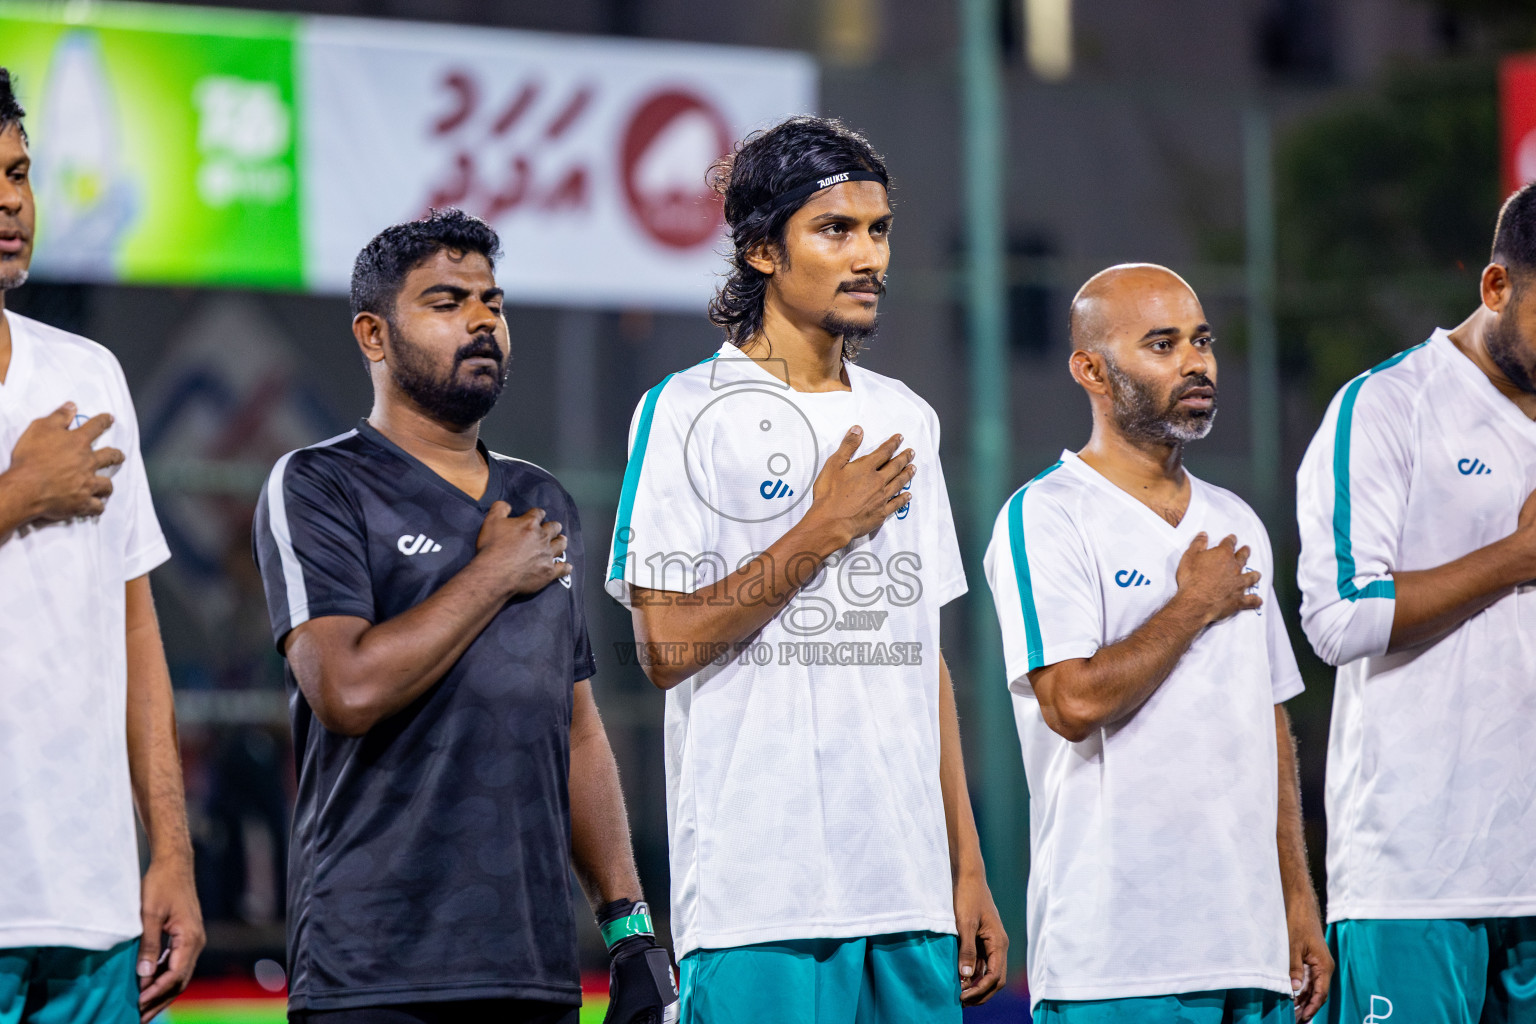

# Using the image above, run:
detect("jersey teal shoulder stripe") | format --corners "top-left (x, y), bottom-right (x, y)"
top-left (1007, 461), bottom-right (1064, 671)
top-left (1330, 341), bottom-right (1427, 602)
top-left (609, 353), bottom-right (719, 582)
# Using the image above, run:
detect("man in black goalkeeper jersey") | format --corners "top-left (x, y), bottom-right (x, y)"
top-left (253, 210), bottom-right (676, 1024)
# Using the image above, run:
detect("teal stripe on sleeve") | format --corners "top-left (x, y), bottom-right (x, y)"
top-left (1330, 342), bottom-right (1427, 602)
top-left (608, 353), bottom-right (718, 582)
top-left (1007, 461), bottom-right (1064, 671)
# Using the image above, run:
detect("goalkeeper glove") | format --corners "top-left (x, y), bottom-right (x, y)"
top-left (598, 899), bottom-right (679, 1024)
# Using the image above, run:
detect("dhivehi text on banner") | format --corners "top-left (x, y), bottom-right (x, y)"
top-left (299, 17), bottom-right (816, 308)
top-left (0, 1), bottom-right (817, 308)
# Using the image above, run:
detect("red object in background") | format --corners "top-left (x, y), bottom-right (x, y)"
top-left (179, 978), bottom-right (285, 1001)
top-left (1501, 55), bottom-right (1536, 195)
top-left (620, 89), bottom-right (730, 250)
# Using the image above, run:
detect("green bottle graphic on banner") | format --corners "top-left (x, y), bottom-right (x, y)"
top-left (0, 1), bottom-right (303, 288)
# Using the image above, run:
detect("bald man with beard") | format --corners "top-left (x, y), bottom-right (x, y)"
top-left (983, 265), bottom-right (1333, 1023)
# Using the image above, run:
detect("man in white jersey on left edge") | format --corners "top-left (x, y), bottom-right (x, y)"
top-left (606, 115), bottom-right (1006, 1023)
top-left (984, 264), bottom-right (1331, 1024)
top-left (0, 68), bottom-right (203, 1023)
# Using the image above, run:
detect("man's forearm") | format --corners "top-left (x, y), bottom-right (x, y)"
top-left (1029, 593), bottom-right (1206, 741)
top-left (568, 681), bottom-right (643, 908)
top-left (631, 514), bottom-right (846, 689)
top-left (1389, 535), bottom-right (1536, 651)
top-left (0, 469), bottom-right (38, 540)
top-left (1274, 706), bottom-right (1317, 909)
top-left (1275, 704), bottom-right (1332, 1018)
top-left (285, 554), bottom-right (514, 735)
top-left (125, 576), bottom-right (193, 863)
top-left (126, 576), bottom-right (206, 1014)
top-left (938, 657), bottom-right (984, 880)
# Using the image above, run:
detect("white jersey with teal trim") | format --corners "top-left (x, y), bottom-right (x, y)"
top-left (1296, 329), bottom-right (1536, 922)
top-left (983, 451), bottom-right (1302, 1008)
top-left (605, 343), bottom-right (967, 959)
top-left (0, 312), bottom-right (170, 949)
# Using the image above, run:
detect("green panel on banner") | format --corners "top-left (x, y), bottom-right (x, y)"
top-left (0, 1), bottom-right (303, 288)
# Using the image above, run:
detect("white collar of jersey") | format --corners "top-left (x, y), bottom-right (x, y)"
top-left (1430, 328), bottom-right (1536, 437)
top-left (1059, 449), bottom-right (1209, 537)
top-left (0, 311), bottom-right (35, 393)
top-left (712, 342), bottom-right (858, 396)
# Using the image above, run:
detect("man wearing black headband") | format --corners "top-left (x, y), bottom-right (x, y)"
top-left (606, 116), bottom-right (1007, 1022)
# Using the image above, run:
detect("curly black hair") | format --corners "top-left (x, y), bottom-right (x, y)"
top-left (350, 208), bottom-right (502, 320)
top-left (707, 116), bottom-right (889, 360)
top-left (0, 68), bottom-right (27, 140)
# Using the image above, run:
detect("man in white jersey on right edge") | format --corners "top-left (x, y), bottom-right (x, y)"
top-left (985, 264), bottom-right (1333, 1023)
top-left (1296, 186), bottom-right (1536, 1024)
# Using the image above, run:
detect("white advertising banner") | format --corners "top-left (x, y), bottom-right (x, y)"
top-left (301, 19), bottom-right (817, 310)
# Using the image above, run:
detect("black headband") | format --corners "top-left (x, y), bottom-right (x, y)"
top-left (750, 170), bottom-right (887, 220)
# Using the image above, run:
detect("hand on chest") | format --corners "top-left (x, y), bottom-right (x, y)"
top-left (1094, 518), bottom-right (1267, 639)
top-left (691, 390), bottom-right (925, 535)
top-left (368, 478), bottom-right (574, 612)
top-left (1, 379), bottom-right (121, 470)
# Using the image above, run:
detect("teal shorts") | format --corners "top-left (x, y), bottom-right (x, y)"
top-left (678, 931), bottom-right (961, 1024)
top-left (0, 940), bottom-right (139, 1024)
top-left (1033, 988), bottom-right (1289, 1023)
top-left (1326, 917), bottom-right (1536, 1024)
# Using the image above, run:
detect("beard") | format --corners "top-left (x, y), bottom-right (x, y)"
top-left (1485, 303), bottom-right (1536, 395)
top-left (820, 274), bottom-right (886, 360)
top-left (820, 309), bottom-right (880, 361)
top-left (1104, 356), bottom-right (1217, 443)
top-left (388, 322), bottom-right (509, 428)
top-left (820, 309), bottom-right (880, 341)
top-left (0, 266), bottom-right (28, 291)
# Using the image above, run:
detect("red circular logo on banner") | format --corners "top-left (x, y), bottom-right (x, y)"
top-left (621, 90), bottom-right (730, 250)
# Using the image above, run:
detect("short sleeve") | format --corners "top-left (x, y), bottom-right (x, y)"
top-left (922, 408), bottom-right (967, 607)
top-left (252, 450), bottom-right (375, 650)
top-left (107, 362), bottom-right (170, 581)
top-left (1296, 370), bottom-right (1413, 665)
top-left (982, 479), bottom-right (1102, 695)
top-left (605, 382), bottom-right (718, 606)
top-left (560, 492), bottom-right (598, 682)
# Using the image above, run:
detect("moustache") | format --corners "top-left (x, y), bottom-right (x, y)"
top-left (454, 334), bottom-right (503, 366)
top-left (838, 276), bottom-right (887, 296)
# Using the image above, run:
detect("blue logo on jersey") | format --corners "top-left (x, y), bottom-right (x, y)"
top-left (71, 413), bottom-right (89, 428)
top-left (760, 479), bottom-right (795, 499)
top-left (1457, 457), bottom-right (1493, 476)
top-left (895, 480), bottom-right (912, 520)
top-left (1114, 569), bottom-right (1151, 588)
top-left (1244, 565), bottom-right (1262, 615)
